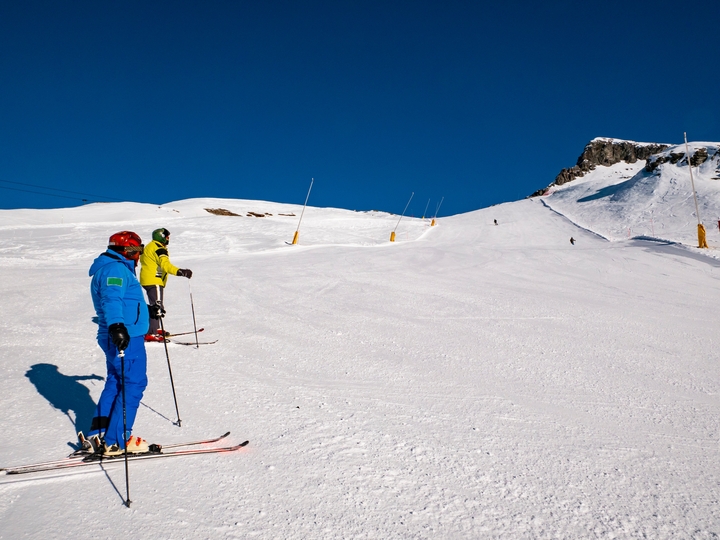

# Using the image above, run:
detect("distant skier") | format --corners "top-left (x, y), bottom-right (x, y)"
top-left (140, 228), bottom-right (193, 341)
top-left (494, 219), bottom-right (498, 225)
top-left (570, 237), bottom-right (575, 245)
top-left (87, 231), bottom-right (150, 455)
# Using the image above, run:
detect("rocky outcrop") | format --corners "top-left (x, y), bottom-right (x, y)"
top-left (530, 138), bottom-right (720, 197)
top-left (689, 147), bottom-right (708, 167)
top-left (530, 138), bottom-right (670, 197)
top-left (645, 147), bottom-right (710, 173)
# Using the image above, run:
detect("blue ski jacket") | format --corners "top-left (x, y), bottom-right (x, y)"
top-left (89, 251), bottom-right (149, 338)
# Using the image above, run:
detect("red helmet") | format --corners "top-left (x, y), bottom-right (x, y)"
top-left (108, 231), bottom-right (144, 260)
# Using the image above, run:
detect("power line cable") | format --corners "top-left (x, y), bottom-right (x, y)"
top-left (0, 184), bottom-right (98, 202)
top-left (0, 178), bottom-right (125, 202)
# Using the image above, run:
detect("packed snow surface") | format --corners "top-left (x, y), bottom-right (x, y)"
top-left (1, 152), bottom-right (720, 538)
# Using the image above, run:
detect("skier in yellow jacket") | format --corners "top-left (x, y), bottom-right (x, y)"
top-left (140, 228), bottom-right (192, 342)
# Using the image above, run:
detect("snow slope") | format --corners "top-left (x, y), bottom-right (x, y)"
top-left (542, 141), bottom-right (720, 246)
top-left (1, 164), bottom-right (719, 538)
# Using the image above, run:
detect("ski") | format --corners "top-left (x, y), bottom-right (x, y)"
top-left (162, 431), bottom-right (230, 449)
top-left (1, 431), bottom-right (232, 472)
top-left (1, 448), bottom-right (89, 472)
top-left (167, 328), bottom-right (204, 338)
top-left (5, 441), bottom-right (248, 475)
top-left (170, 340), bottom-right (218, 346)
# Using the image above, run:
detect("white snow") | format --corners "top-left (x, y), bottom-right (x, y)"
top-left (1, 146), bottom-right (719, 538)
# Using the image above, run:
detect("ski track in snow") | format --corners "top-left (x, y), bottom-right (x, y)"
top-left (0, 180), bottom-right (719, 539)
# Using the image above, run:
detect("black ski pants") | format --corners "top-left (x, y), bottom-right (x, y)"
top-left (143, 285), bottom-right (165, 335)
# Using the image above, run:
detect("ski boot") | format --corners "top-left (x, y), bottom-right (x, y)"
top-left (102, 436), bottom-right (150, 456)
top-left (77, 432), bottom-right (103, 454)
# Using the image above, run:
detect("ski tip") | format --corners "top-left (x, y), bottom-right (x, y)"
top-left (221, 431), bottom-right (231, 438)
top-left (239, 440), bottom-right (249, 448)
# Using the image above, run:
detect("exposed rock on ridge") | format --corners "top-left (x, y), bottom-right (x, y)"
top-left (531, 138), bottom-right (670, 197)
top-left (644, 147), bottom-right (711, 172)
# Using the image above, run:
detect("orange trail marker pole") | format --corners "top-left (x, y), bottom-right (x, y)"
top-left (391, 192), bottom-right (414, 242)
top-left (292, 178), bottom-right (314, 245)
top-left (684, 132), bottom-right (706, 248)
top-left (431, 196), bottom-right (444, 226)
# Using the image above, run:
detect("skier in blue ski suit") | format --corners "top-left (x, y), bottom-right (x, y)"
top-left (88, 231), bottom-right (150, 452)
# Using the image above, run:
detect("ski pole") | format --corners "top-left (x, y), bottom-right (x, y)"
top-left (188, 281), bottom-right (199, 349)
top-left (119, 349), bottom-right (131, 508)
top-left (158, 310), bottom-right (182, 426)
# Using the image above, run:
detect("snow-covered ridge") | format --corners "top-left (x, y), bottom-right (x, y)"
top-left (531, 138), bottom-right (672, 196)
top-left (0, 197), bottom-right (431, 267)
top-left (646, 142), bottom-right (720, 172)
top-left (540, 139), bottom-right (720, 247)
top-left (533, 138), bottom-right (720, 198)
top-left (4, 137), bottom-right (720, 268)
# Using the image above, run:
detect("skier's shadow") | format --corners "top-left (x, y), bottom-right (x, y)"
top-left (26, 363), bottom-right (129, 503)
top-left (25, 363), bottom-right (104, 445)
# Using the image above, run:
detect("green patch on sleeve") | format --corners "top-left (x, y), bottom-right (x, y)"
top-left (107, 277), bottom-right (123, 287)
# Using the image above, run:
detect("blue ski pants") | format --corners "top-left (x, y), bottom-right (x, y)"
top-left (90, 335), bottom-right (148, 448)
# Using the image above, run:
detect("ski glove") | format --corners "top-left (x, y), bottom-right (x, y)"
top-left (177, 268), bottom-right (193, 278)
top-left (148, 304), bottom-right (165, 320)
top-left (108, 322), bottom-right (130, 352)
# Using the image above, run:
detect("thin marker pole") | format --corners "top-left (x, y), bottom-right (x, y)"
top-left (390, 192), bottom-right (414, 242)
top-left (433, 196), bottom-right (445, 220)
top-left (292, 178), bottom-right (314, 245)
top-left (685, 132), bottom-right (708, 248)
top-left (422, 198), bottom-right (430, 220)
top-left (430, 196), bottom-right (444, 226)
top-left (394, 192), bottom-right (414, 232)
top-left (684, 132), bottom-right (701, 225)
top-left (188, 281), bottom-right (199, 349)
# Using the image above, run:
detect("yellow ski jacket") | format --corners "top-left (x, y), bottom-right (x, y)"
top-left (139, 240), bottom-right (180, 287)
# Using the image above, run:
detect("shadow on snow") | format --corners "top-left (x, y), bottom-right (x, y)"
top-left (25, 363), bottom-right (104, 444)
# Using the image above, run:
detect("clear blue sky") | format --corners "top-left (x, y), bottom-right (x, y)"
top-left (1, 1), bottom-right (717, 216)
